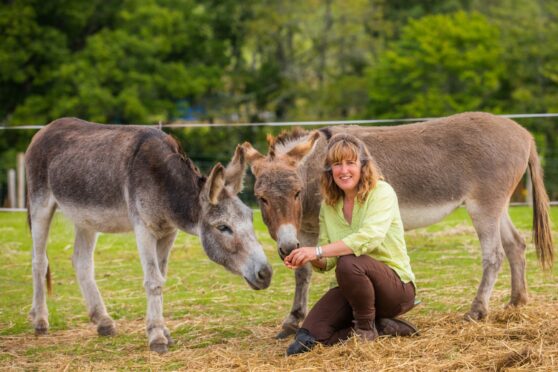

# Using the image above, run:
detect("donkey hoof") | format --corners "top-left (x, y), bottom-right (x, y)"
top-left (34, 326), bottom-right (48, 335)
top-left (464, 310), bottom-right (486, 321)
top-left (96, 316), bottom-right (116, 336)
top-left (276, 327), bottom-right (298, 340)
top-left (34, 319), bottom-right (49, 335)
top-left (149, 341), bottom-right (168, 354)
top-left (97, 323), bottom-right (116, 336)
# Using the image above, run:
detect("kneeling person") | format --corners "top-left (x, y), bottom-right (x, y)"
top-left (284, 133), bottom-right (418, 355)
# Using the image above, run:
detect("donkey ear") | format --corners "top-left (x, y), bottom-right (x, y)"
top-left (224, 145), bottom-right (246, 194)
top-left (241, 142), bottom-right (264, 163)
top-left (285, 130), bottom-right (320, 163)
top-left (241, 142), bottom-right (265, 176)
top-left (204, 163), bottom-right (225, 205)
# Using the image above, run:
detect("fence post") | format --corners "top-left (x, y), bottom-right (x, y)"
top-left (17, 152), bottom-right (25, 209)
top-left (8, 169), bottom-right (16, 208)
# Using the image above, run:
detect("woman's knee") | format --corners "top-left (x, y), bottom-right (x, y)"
top-left (335, 255), bottom-right (362, 280)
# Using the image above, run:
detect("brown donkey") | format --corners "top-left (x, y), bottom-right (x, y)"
top-left (242, 112), bottom-right (554, 338)
top-left (26, 118), bottom-right (272, 353)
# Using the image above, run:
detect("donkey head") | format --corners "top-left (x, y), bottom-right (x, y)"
top-left (199, 145), bottom-right (272, 289)
top-left (242, 131), bottom-right (321, 259)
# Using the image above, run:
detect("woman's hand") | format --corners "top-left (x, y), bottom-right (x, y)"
top-left (284, 247), bottom-right (316, 269)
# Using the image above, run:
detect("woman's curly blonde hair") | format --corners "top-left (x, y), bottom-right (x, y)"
top-left (320, 133), bottom-right (382, 206)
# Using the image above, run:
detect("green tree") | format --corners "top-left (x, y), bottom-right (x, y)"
top-left (0, 0), bottom-right (123, 124)
top-left (2, 0), bottom-right (232, 125)
top-left (366, 11), bottom-right (504, 118)
top-left (475, 0), bottom-right (558, 198)
top-left (231, 0), bottom-right (392, 122)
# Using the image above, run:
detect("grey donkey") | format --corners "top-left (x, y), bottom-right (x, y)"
top-left (26, 117), bottom-right (272, 353)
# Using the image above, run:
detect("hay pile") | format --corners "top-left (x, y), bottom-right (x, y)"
top-left (2, 299), bottom-right (557, 371)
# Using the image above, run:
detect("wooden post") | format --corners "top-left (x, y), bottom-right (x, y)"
top-left (8, 169), bottom-right (16, 208)
top-left (17, 152), bottom-right (25, 208)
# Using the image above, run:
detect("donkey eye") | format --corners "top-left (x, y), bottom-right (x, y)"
top-left (294, 191), bottom-right (301, 199)
top-left (259, 197), bottom-right (268, 205)
top-left (216, 225), bottom-right (233, 234)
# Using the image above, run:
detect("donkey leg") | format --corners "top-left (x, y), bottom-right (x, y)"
top-left (500, 212), bottom-right (528, 307)
top-left (276, 231), bottom-right (317, 339)
top-left (156, 231), bottom-right (177, 346)
top-left (29, 197), bottom-right (56, 335)
top-left (136, 225), bottom-right (168, 353)
top-left (277, 263), bottom-right (313, 339)
top-left (72, 226), bottom-right (115, 336)
top-left (465, 203), bottom-right (505, 320)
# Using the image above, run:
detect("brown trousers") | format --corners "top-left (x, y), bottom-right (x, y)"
top-left (302, 254), bottom-right (415, 345)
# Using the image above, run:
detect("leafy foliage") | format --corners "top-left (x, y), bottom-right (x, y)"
top-left (367, 11), bottom-right (504, 118)
top-left (1, 0), bottom-right (558, 198)
top-left (4, 0), bottom-right (227, 125)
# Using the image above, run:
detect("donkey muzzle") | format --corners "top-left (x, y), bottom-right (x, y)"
top-left (244, 263), bottom-right (273, 290)
top-left (276, 224), bottom-right (300, 259)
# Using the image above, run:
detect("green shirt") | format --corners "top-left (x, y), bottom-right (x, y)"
top-left (317, 180), bottom-right (415, 285)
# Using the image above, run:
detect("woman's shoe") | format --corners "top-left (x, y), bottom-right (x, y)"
top-left (352, 319), bottom-right (379, 341)
top-left (353, 326), bottom-right (378, 341)
top-left (376, 317), bottom-right (419, 336)
top-left (286, 328), bottom-right (316, 356)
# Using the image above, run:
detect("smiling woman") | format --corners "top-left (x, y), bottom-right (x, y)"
top-left (330, 159), bottom-right (361, 197)
top-left (284, 133), bottom-right (417, 355)
top-left (322, 135), bottom-right (377, 207)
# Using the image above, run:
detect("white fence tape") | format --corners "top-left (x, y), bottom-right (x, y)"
top-left (1, 113), bottom-right (558, 130)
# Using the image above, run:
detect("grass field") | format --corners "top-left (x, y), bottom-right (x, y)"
top-left (0, 206), bottom-right (557, 370)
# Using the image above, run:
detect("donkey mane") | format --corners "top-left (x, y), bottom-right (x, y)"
top-left (273, 127), bottom-right (309, 146)
top-left (271, 127), bottom-right (334, 156)
top-left (270, 127), bottom-right (312, 157)
top-left (163, 135), bottom-right (203, 179)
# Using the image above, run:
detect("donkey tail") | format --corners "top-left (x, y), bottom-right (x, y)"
top-left (528, 138), bottom-right (554, 270)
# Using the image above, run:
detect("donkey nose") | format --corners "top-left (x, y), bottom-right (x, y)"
top-left (277, 224), bottom-right (299, 259)
top-left (279, 242), bottom-right (300, 259)
top-left (256, 264), bottom-right (273, 288)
